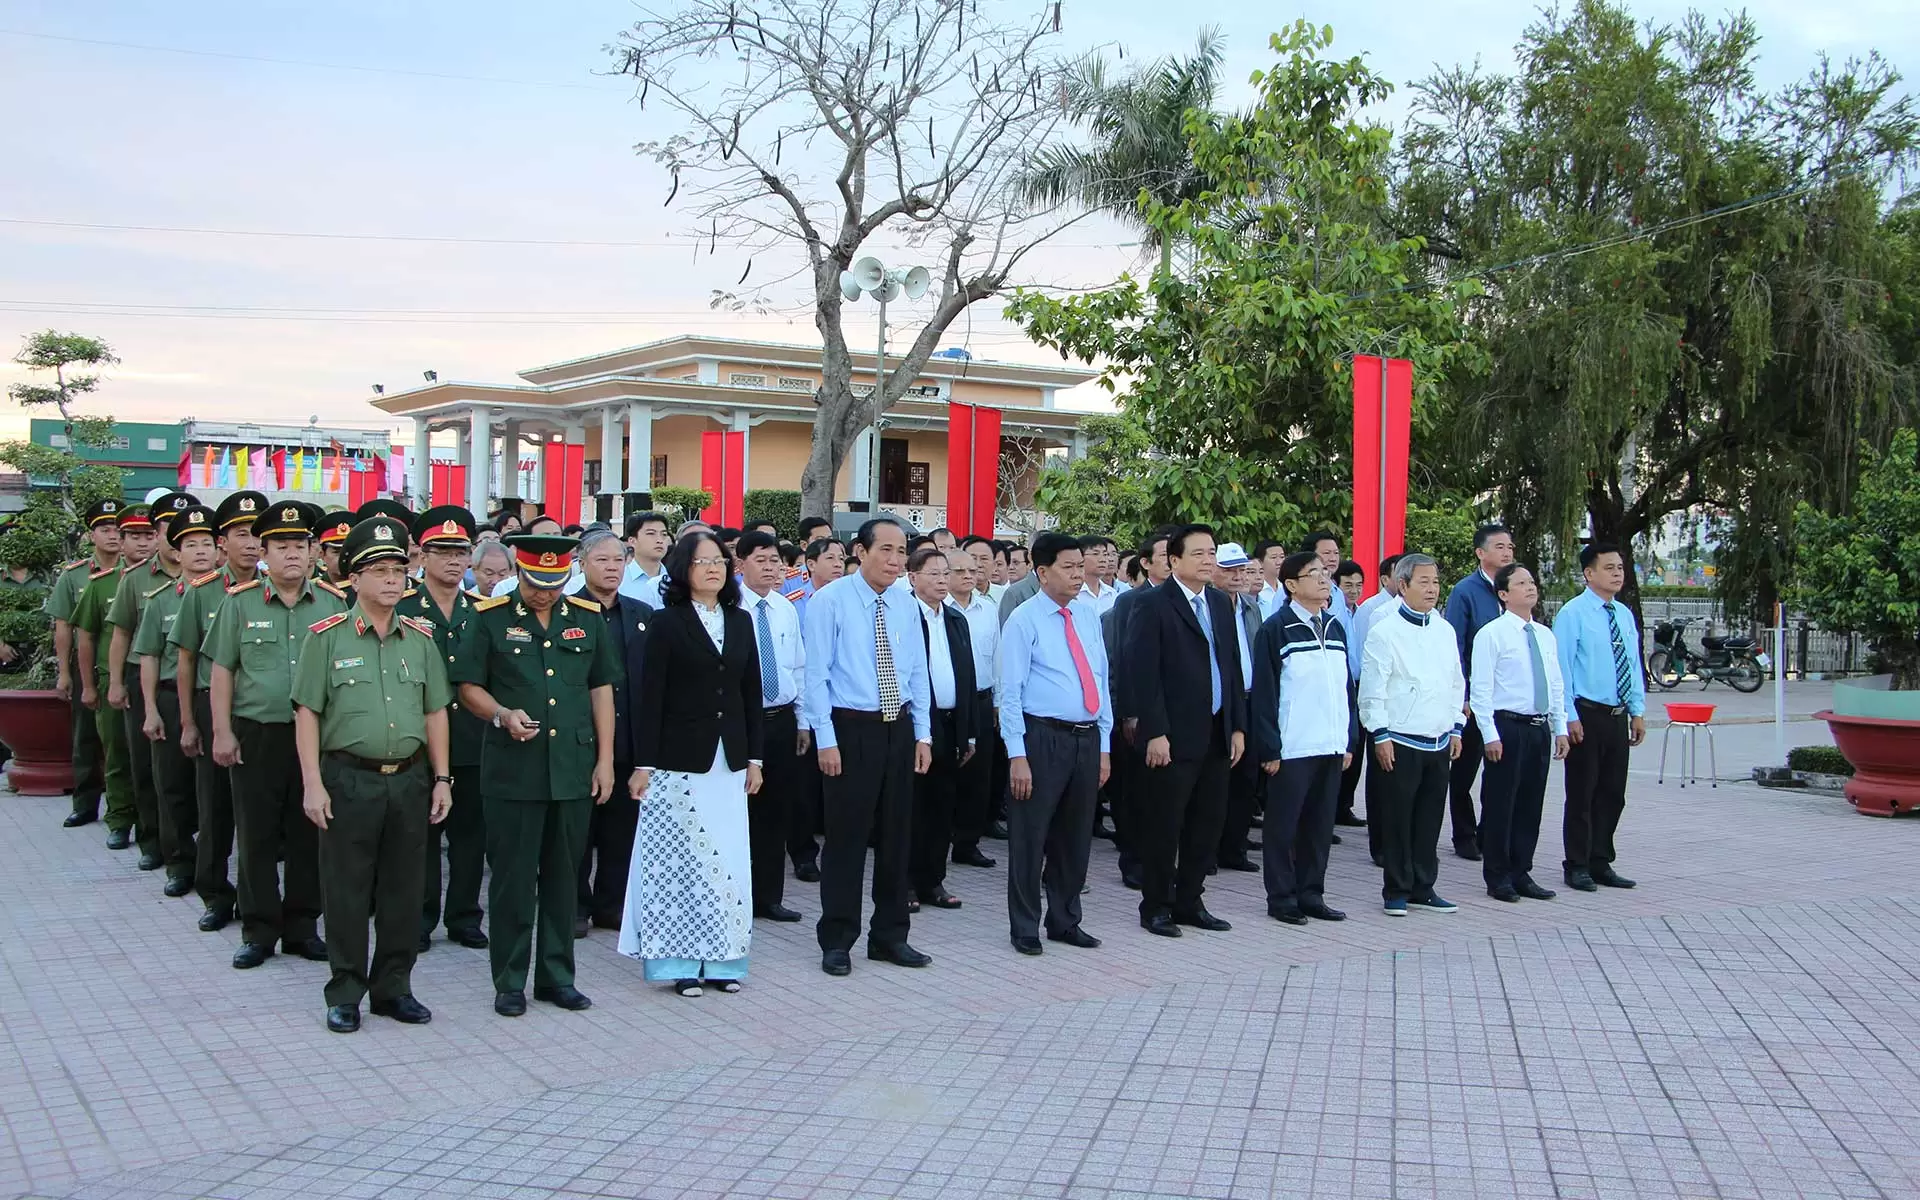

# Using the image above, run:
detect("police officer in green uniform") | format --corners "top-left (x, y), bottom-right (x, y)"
top-left (315, 510), bottom-right (354, 586)
top-left (45, 497), bottom-right (122, 827)
top-left (169, 489), bottom-right (267, 931)
top-left (452, 534), bottom-right (618, 1017)
top-left (401, 505), bottom-right (489, 952)
top-left (206, 502), bottom-right (347, 969)
top-left (73, 505), bottom-right (146, 848)
top-left (136, 505), bottom-right (220, 897)
top-left (105, 492), bottom-right (195, 870)
top-left (292, 517), bottom-right (452, 1033)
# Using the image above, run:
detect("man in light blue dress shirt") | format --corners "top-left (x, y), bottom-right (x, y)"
top-left (801, 518), bottom-right (934, 976)
top-left (1551, 543), bottom-right (1646, 893)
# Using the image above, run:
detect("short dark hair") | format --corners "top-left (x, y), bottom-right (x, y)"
top-left (1474, 522), bottom-right (1511, 550)
top-left (1336, 559), bottom-right (1364, 581)
top-left (1304, 530), bottom-right (1340, 554)
top-left (1251, 539), bottom-right (1285, 561)
top-left (929, 526), bottom-right (955, 541)
top-left (1379, 552), bottom-right (1403, 577)
top-left (1580, 542), bottom-right (1623, 570)
top-left (1077, 534), bottom-right (1115, 553)
top-left (1007, 543), bottom-right (1029, 560)
top-left (797, 515), bottom-right (830, 539)
top-left (989, 540), bottom-right (1009, 562)
top-left (661, 531), bottom-right (740, 608)
top-left (779, 541), bottom-right (801, 565)
top-left (715, 526), bottom-right (740, 543)
top-left (907, 534), bottom-right (936, 554)
top-left (527, 515), bottom-right (562, 534)
top-left (856, 517), bottom-right (903, 550)
top-left (1138, 529), bottom-right (1173, 560)
top-left (907, 545), bottom-right (947, 573)
top-left (805, 537), bottom-right (839, 563)
top-left (1167, 523), bottom-right (1217, 559)
top-left (735, 530), bottom-right (781, 559)
top-left (745, 518), bottom-right (779, 535)
top-left (624, 510), bottom-right (669, 538)
top-left (1492, 562), bottom-right (1533, 596)
top-left (1123, 555), bottom-right (1144, 583)
top-left (562, 523), bottom-right (584, 537)
top-left (1030, 531), bottom-right (1081, 569)
top-left (1278, 551), bottom-right (1320, 583)
top-left (959, 534), bottom-right (993, 551)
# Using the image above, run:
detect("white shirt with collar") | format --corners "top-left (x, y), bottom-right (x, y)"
top-left (948, 590), bottom-right (999, 694)
top-left (738, 585), bottom-right (807, 713)
top-left (1258, 580), bottom-right (1285, 620)
top-left (1079, 578), bottom-right (1120, 617)
top-left (1468, 609), bottom-right (1569, 741)
top-left (918, 597), bottom-right (959, 710)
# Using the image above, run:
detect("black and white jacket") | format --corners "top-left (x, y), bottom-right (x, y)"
top-left (1250, 600), bottom-right (1358, 762)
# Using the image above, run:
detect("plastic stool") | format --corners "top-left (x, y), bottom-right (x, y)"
top-left (1658, 702), bottom-right (1717, 788)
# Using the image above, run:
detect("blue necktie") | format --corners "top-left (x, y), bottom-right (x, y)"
top-left (1525, 622), bottom-right (1549, 713)
top-left (1193, 594), bottom-right (1222, 714)
top-left (1603, 602), bottom-right (1633, 705)
top-left (755, 600), bottom-right (780, 704)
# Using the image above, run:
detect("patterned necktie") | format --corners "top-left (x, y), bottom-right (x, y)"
top-left (875, 597), bottom-right (901, 720)
top-left (1059, 606), bottom-right (1100, 715)
top-left (1525, 622), bottom-right (1549, 713)
top-left (1603, 601), bottom-right (1633, 705)
top-left (1193, 594), bottom-right (1222, 714)
top-left (755, 599), bottom-right (779, 704)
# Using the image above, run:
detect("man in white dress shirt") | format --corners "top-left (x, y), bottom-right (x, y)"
top-left (1469, 563), bottom-right (1568, 904)
top-left (736, 531), bottom-right (809, 923)
top-left (1253, 541), bottom-right (1287, 619)
top-left (946, 548), bottom-right (1000, 871)
top-left (961, 535), bottom-right (1007, 605)
top-left (906, 547), bottom-right (976, 912)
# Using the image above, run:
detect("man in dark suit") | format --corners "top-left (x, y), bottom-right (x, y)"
top-left (573, 529), bottom-right (653, 935)
top-left (1131, 523), bottom-right (1245, 936)
top-left (1103, 526), bottom-right (1175, 891)
top-left (1442, 522), bottom-right (1514, 860)
top-left (906, 546), bottom-right (975, 911)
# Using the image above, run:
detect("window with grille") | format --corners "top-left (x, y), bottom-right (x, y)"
top-left (778, 376), bottom-right (814, 392)
top-left (651, 455), bottom-right (668, 487)
top-left (728, 373), bottom-right (767, 388)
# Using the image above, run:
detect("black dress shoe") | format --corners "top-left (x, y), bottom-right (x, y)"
top-left (326, 1004), bottom-right (360, 1033)
top-left (197, 905), bottom-right (233, 932)
top-left (163, 875), bottom-right (194, 898)
top-left (137, 851), bottom-right (163, 871)
top-left (1090, 820), bottom-right (1114, 841)
top-left (1141, 914), bottom-right (1183, 938)
top-left (532, 984), bottom-right (593, 1011)
top-left (1371, 854), bottom-right (1386, 869)
top-left (1301, 903), bottom-right (1348, 922)
top-left (917, 888), bottom-right (962, 910)
top-left (986, 820), bottom-right (1009, 840)
top-left (1487, 886), bottom-right (1521, 903)
top-left (417, 931), bottom-right (431, 953)
top-left (370, 994), bottom-right (433, 1024)
top-left (1172, 908), bottom-right (1232, 932)
top-left (1218, 857), bottom-right (1260, 873)
top-left (754, 903), bottom-right (803, 922)
top-left (1329, 832), bottom-right (1342, 845)
top-left (1592, 866), bottom-right (1637, 889)
top-left (232, 942), bottom-right (275, 969)
top-left (105, 828), bottom-right (131, 850)
top-left (494, 990), bottom-right (527, 1016)
top-left (1565, 868), bottom-right (1598, 892)
top-left (1453, 842), bottom-right (1482, 862)
top-left (448, 926), bottom-right (489, 948)
top-left (573, 914), bottom-right (591, 939)
top-left (1121, 871), bottom-right (1143, 892)
top-left (951, 846), bottom-right (997, 868)
top-left (793, 862), bottom-right (821, 883)
top-left (867, 942), bottom-right (932, 968)
top-left (1011, 935), bottom-right (1043, 956)
top-left (1334, 812), bottom-right (1367, 827)
top-left (63, 811), bottom-right (97, 828)
top-left (1245, 839), bottom-right (1263, 851)
top-left (1268, 906), bottom-right (1307, 926)
top-left (1514, 877), bottom-right (1557, 901)
top-left (821, 949), bottom-right (852, 976)
top-left (1048, 926), bottom-right (1102, 949)
top-left (283, 937), bottom-right (328, 961)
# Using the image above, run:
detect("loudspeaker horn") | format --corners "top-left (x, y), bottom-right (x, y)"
top-left (900, 266), bottom-right (931, 300)
top-left (851, 256), bottom-right (886, 291)
top-left (839, 271), bottom-right (863, 302)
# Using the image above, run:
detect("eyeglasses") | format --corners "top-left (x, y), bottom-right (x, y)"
top-left (690, 556), bottom-right (727, 567)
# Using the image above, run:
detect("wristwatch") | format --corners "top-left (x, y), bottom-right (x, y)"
top-left (491, 710), bottom-right (505, 728)
top-left (433, 774), bottom-right (454, 785)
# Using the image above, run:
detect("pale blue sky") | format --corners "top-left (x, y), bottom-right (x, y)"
top-left (1, 0), bottom-right (1910, 440)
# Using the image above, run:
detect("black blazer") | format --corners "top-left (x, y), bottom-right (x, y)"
top-left (1133, 578), bottom-right (1247, 762)
top-left (1106, 584), bottom-right (1152, 720)
top-left (918, 602), bottom-right (977, 764)
top-left (605, 594), bottom-right (654, 768)
top-left (633, 602), bottom-right (766, 774)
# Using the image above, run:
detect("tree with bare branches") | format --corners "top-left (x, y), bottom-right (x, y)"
top-left (610, 0), bottom-right (1084, 519)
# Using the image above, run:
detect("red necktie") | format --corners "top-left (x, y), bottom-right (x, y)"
top-left (1059, 606), bottom-right (1100, 716)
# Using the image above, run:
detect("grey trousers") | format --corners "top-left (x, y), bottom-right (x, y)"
top-left (1005, 717), bottom-right (1100, 940)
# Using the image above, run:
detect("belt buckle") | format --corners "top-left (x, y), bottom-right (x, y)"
top-left (379, 762), bottom-right (399, 775)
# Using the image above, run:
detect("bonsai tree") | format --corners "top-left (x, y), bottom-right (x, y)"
top-left (650, 486), bottom-right (714, 526)
top-left (1793, 429), bottom-right (1920, 689)
top-left (0, 331), bottom-right (127, 686)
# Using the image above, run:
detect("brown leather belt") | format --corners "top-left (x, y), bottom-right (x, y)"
top-left (326, 748), bottom-right (424, 776)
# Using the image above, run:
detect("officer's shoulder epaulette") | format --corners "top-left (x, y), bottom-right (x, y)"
top-left (88, 565), bottom-right (115, 580)
top-left (314, 579), bottom-right (347, 599)
top-left (398, 615), bottom-right (436, 637)
top-left (473, 594), bottom-right (510, 612)
top-left (143, 580), bottom-right (173, 601)
top-left (190, 570), bottom-right (224, 588)
top-left (226, 578), bottom-right (261, 595)
top-left (308, 612), bottom-right (349, 635)
top-left (61, 557), bottom-right (88, 572)
top-left (401, 587), bottom-right (418, 598)
top-left (567, 596), bottom-right (601, 613)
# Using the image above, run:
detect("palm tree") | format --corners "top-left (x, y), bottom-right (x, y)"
top-left (1019, 29), bottom-right (1228, 275)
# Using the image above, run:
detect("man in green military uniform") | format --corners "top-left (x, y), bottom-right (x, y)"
top-left (207, 502), bottom-right (346, 969)
top-left (45, 497), bottom-right (122, 827)
top-left (137, 505), bottom-right (220, 898)
top-left (401, 505), bottom-right (489, 953)
top-left (74, 504), bottom-right (150, 849)
top-left (293, 516), bottom-right (452, 1033)
top-left (452, 533), bottom-right (618, 1017)
top-left (170, 489), bottom-right (267, 931)
top-left (315, 511), bottom-right (354, 586)
top-left (105, 493), bottom-right (195, 870)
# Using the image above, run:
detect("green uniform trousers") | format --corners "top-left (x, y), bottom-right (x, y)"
top-left (317, 757), bottom-right (430, 1007)
top-left (190, 690), bottom-right (237, 911)
top-left (120, 666), bottom-right (161, 859)
top-left (67, 653), bottom-right (104, 820)
top-left (150, 686), bottom-right (199, 885)
top-left (484, 795), bottom-right (591, 994)
top-left (421, 773), bottom-right (485, 939)
top-left (94, 697), bottom-right (135, 834)
top-left (232, 718), bottom-right (322, 948)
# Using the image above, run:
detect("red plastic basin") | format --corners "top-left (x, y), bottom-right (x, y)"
top-left (1665, 702), bottom-right (1715, 724)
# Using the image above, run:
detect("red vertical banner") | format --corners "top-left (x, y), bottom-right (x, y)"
top-left (698, 430), bottom-right (745, 526)
top-left (722, 431), bottom-right (743, 527)
top-left (970, 405), bottom-right (1001, 538)
top-left (700, 430), bottom-right (724, 525)
top-left (1351, 355), bottom-right (1414, 595)
top-left (542, 440), bottom-right (566, 517)
top-left (946, 401), bottom-right (975, 537)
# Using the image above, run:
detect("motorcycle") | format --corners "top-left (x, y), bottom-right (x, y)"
top-left (1646, 616), bottom-right (1768, 693)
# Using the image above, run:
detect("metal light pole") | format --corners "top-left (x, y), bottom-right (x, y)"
top-left (840, 257), bottom-right (929, 508)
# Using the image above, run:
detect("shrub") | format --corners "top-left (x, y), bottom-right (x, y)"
top-left (1786, 744), bottom-right (1854, 777)
top-left (651, 486), bottom-right (714, 523)
top-left (743, 489), bottom-right (804, 539)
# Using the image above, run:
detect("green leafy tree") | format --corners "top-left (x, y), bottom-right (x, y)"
top-left (1405, 502), bottom-right (1480, 584)
top-left (1792, 429), bottom-right (1920, 689)
top-left (651, 486), bottom-right (714, 524)
top-left (742, 489), bottom-right (803, 539)
top-left (1033, 414), bottom-right (1155, 545)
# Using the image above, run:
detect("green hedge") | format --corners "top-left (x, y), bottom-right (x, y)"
top-left (743, 489), bottom-right (804, 539)
top-left (1787, 745), bottom-right (1854, 776)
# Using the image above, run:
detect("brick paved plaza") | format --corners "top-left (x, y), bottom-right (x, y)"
top-left (4, 710), bottom-right (1917, 1200)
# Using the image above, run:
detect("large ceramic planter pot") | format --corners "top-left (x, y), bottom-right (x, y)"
top-left (1817, 677), bottom-right (1920, 817)
top-left (0, 689), bottom-right (75, 796)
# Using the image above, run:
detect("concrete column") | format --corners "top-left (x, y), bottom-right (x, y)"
top-left (500, 419), bottom-right (522, 500)
top-left (732, 408), bottom-right (752, 498)
top-left (598, 406), bottom-right (623, 495)
top-left (466, 409), bottom-right (490, 517)
top-left (528, 431), bottom-right (545, 510)
top-left (1070, 428), bottom-right (1089, 461)
top-left (410, 416), bottom-right (431, 506)
top-left (626, 400), bottom-right (653, 501)
top-left (849, 427), bottom-right (875, 505)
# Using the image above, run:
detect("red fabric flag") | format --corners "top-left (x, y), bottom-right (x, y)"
top-left (1351, 355), bottom-right (1413, 595)
top-left (271, 448), bottom-right (287, 490)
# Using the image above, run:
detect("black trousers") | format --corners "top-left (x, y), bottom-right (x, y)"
top-left (1481, 714), bottom-right (1550, 891)
top-left (576, 761), bottom-right (636, 926)
top-left (950, 689), bottom-right (994, 853)
top-left (816, 712), bottom-right (914, 952)
top-left (909, 708), bottom-right (963, 898)
top-left (1006, 718), bottom-right (1098, 939)
top-left (1564, 700), bottom-right (1629, 872)
top-left (150, 685), bottom-right (198, 884)
top-left (786, 739), bottom-right (823, 872)
top-left (427, 773), bottom-right (487, 935)
top-left (1218, 700), bottom-right (1261, 863)
top-left (1112, 728), bottom-right (1146, 879)
top-left (318, 758), bottom-right (429, 1007)
top-left (1136, 723), bottom-right (1229, 920)
top-left (189, 690), bottom-right (236, 910)
top-left (1374, 743), bottom-right (1450, 902)
top-left (1337, 691), bottom-right (1364, 820)
top-left (121, 668), bottom-right (161, 859)
top-left (231, 718), bottom-right (321, 947)
top-left (1263, 753), bottom-right (1341, 911)
top-left (68, 652), bottom-right (103, 819)
top-left (1448, 719), bottom-right (1484, 850)
top-left (751, 706), bottom-right (802, 909)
